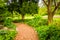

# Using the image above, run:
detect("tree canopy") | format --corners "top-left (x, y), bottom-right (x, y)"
top-left (6, 0), bottom-right (38, 20)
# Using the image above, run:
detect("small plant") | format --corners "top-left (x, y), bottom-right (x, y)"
top-left (0, 30), bottom-right (16, 40)
top-left (3, 18), bottom-right (16, 29)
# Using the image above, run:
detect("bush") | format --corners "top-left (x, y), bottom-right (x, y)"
top-left (3, 18), bottom-right (16, 29)
top-left (0, 30), bottom-right (16, 40)
top-left (38, 7), bottom-right (47, 16)
top-left (26, 16), bottom-right (48, 27)
top-left (0, 6), bottom-right (10, 22)
top-left (53, 19), bottom-right (60, 27)
top-left (48, 25), bottom-right (60, 40)
top-left (0, 18), bottom-right (17, 40)
top-left (35, 25), bottom-right (60, 40)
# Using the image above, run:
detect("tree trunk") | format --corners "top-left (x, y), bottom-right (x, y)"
top-left (47, 1), bottom-right (53, 25)
top-left (22, 15), bottom-right (25, 20)
top-left (47, 6), bottom-right (53, 24)
top-left (42, 0), bottom-right (60, 25)
top-left (48, 13), bottom-right (53, 25)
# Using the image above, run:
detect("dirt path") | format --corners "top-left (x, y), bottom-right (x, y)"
top-left (14, 23), bottom-right (39, 40)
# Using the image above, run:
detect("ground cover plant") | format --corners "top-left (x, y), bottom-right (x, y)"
top-left (0, 18), bottom-right (17, 40)
top-left (4, 18), bottom-right (16, 29)
top-left (0, 30), bottom-right (16, 40)
top-left (25, 16), bottom-right (48, 27)
top-left (35, 25), bottom-right (60, 40)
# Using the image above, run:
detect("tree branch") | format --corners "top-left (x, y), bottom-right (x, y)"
top-left (54, 0), bottom-right (56, 6)
top-left (42, 0), bottom-right (48, 6)
top-left (52, 2), bottom-right (60, 16)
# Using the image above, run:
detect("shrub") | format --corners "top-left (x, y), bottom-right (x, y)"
top-left (35, 26), bottom-right (49, 40)
top-left (38, 7), bottom-right (47, 16)
top-left (0, 6), bottom-right (10, 22)
top-left (53, 19), bottom-right (60, 27)
top-left (3, 18), bottom-right (16, 29)
top-left (26, 16), bottom-right (48, 27)
top-left (35, 25), bottom-right (60, 40)
top-left (0, 30), bottom-right (16, 40)
top-left (0, 18), bottom-right (17, 40)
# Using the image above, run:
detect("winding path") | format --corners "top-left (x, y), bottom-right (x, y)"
top-left (14, 23), bottom-right (39, 40)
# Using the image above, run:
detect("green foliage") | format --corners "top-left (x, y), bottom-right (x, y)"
top-left (56, 7), bottom-right (60, 15)
top-left (24, 16), bottom-right (60, 40)
top-left (38, 7), bottom-right (47, 16)
top-left (7, 0), bottom-right (38, 18)
top-left (26, 16), bottom-right (48, 27)
top-left (53, 18), bottom-right (60, 26)
top-left (35, 26), bottom-right (49, 40)
top-left (0, 30), bottom-right (16, 40)
top-left (0, 6), bottom-right (11, 22)
top-left (4, 18), bottom-right (16, 29)
top-left (0, 6), bottom-right (6, 21)
top-left (0, 0), bottom-right (7, 6)
top-left (7, 2), bottom-right (18, 13)
top-left (35, 25), bottom-right (60, 40)
top-left (19, 2), bottom-right (38, 15)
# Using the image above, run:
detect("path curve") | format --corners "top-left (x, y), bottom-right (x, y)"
top-left (14, 23), bottom-right (39, 40)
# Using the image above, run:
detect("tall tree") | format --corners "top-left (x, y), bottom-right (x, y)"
top-left (42, 0), bottom-right (60, 24)
top-left (17, 0), bottom-right (38, 20)
top-left (7, 0), bottom-right (38, 20)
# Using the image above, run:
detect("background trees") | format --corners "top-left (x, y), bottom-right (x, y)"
top-left (0, 0), bottom-right (8, 22)
top-left (7, 0), bottom-right (38, 20)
